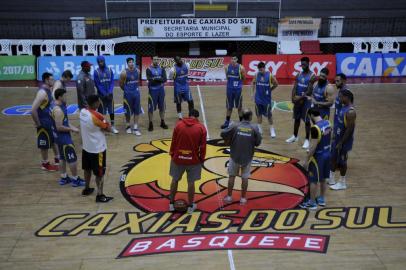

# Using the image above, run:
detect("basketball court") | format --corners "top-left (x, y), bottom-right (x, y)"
top-left (1, 81), bottom-right (406, 269)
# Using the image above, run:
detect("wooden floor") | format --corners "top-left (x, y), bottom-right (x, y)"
top-left (0, 82), bottom-right (406, 270)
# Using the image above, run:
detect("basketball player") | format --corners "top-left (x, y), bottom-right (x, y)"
top-left (330, 89), bottom-right (356, 190)
top-left (301, 108), bottom-right (332, 210)
top-left (221, 109), bottom-right (262, 205)
top-left (146, 56), bottom-right (168, 131)
top-left (52, 70), bottom-right (73, 99)
top-left (169, 109), bottom-right (207, 213)
top-left (31, 72), bottom-right (59, 171)
top-left (251, 61), bottom-right (278, 137)
top-left (311, 68), bottom-right (334, 120)
top-left (286, 57), bottom-right (316, 149)
top-left (76, 61), bottom-right (96, 109)
top-left (80, 95), bottom-right (113, 202)
top-left (52, 88), bottom-right (85, 187)
top-left (119, 57), bottom-right (142, 135)
top-left (94, 56), bottom-right (119, 134)
top-left (169, 56), bottom-right (194, 119)
top-left (220, 54), bottom-right (246, 129)
top-left (329, 73), bottom-right (349, 184)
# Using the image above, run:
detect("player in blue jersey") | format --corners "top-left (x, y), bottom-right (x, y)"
top-left (286, 57), bottom-right (316, 149)
top-left (221, 55), bottom-right (246, 129)
top-left (31, 72), bottom-right (59, 171)
top-left (170, 56), bottom-right (194, 119)
top-left (94, 56), bottom-right (119, 134)
top-left (251, 62), bottom-right (279, 138)
top-left (330, 89), bottom-right (356, 190)
top-left (146, 56), bottom-right (168, 131)
top-left (301, 108), bottom-right (332, 210)
top-left (52, 88), bottom-right (86, 187)
top-left (311, 68), bottom-right (335, 120)
top-left (119, 57), bottom-right (142, 136)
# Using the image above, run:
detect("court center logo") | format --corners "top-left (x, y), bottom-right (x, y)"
top-left (120, 138), bottom-right (308, 225)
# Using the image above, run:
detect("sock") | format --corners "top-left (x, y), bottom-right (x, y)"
top-left (226, 116), bottom-right (231, 121)
top-left (239, 116), bottom-right (243, 121)
top-left (330, 171), bottom-right (335, 180)
top-left (61, 173), bottom-right (67, 178)
top-left (178, 113), bottom-right (183, 119)
top-left (340, 176), bottom-right (346, 183)
top-left (126, 123), bottom-right (130, 128)
top-left (270, 125), bottom-right (274, 130)
top-left (111, 121), bottom-right (115, 126)
top-left (71, 175), bottom-right (78, 180)
top-left (133, 124), bottom-right (138, 130)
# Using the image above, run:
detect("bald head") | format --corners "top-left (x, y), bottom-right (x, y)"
top-left (241, 108), bottom-right (252, 121)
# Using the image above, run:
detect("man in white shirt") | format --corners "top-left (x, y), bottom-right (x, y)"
top-left (79, 94), bottom-right (113, 203)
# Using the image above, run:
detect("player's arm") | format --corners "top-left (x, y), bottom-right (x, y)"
top-left (224, 64), bottom-right (229, 79)
top-left (92, 114), bottom-right (112, 132)
top-left (251, 73), bottom-right (257, 97)
top-left (52, 80), bottom-right (62, 92)
top-left (169, 124), bottom-right (179, 157)
top-left (31, 90), bottom-right (47, 127)
top-left (305, 73), bottom-right (317, 96)
top-left (119, 70), bottom-right (126, 90)
top-left (240, 65), bottom-right (246, 81)
top-left (168, 66), bottom-right (175, 80)
top-left (303, 126), bottom-right (320, 170)
top-left (270, 74), bottom-right (278, 91)
top-left (161, 67), bottom-right (167, 83)
top-left (199, 127), bottom-right (207, 162)
top-left (93, 70), bottom-right (104, 96)
top-left (76, 76), bottom-right (88, 108)
top-left (146, 68), bottom-right (153, 83)
top-left (337, 109), bottom-right (356, 149)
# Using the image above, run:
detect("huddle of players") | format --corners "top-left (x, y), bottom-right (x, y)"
top-left (222, 56), bottom-right (356, 211)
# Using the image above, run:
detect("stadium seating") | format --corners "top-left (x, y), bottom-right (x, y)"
top-left (61, 40), bottom-right (77, 56)
top-left (0, 39), bottom-right (12, 55)
top-left (369, 38), bottom-right (384, 53)
top-left (83, 40), bottom-right (98, 56)
top-left (40, 40), bottom-right (57, 56)
top-left (16, 40), bottom-right (33, 55)
top-left (352, 38), bottom-right (369, 53)
top-left (382, 37), bottom-right (400, 53)
top-left (99, 40), bottom-right (115, 55)
top-left (300, 40), bottom-right (322, 54)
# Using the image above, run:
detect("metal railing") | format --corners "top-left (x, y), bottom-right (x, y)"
top-left (0, 16), bottom-right (405, 40)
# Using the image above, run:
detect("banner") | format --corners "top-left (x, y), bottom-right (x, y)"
top-left (243, 54), bottom-right (336, 80)
top-left (138, 18), bottom-right (256, 39)
top-left (0, 56), bottom-right (36, 80)
top-left (278, 17), bottom-right (321, 41)
top-left (37, 55), bottom-right (136, 80)
top-left (336, 53), bottom-right (382, 77)
top-left (382, 53), bottom-right (406, 77)
top-left (141, 57), bottom-right (231, 81)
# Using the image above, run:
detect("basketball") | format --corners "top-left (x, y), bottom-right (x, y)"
top-left (174, 199), bottom-right (188, 212)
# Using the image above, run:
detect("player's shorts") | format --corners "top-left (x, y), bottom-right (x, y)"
top-left (123, 93), bottom-right (141, 117)
top-left (170, 160), bottom-right (202, 183)
top-left (255, 103), bottom-right (272, 117)
top-left (308, 152), bottom-right (331, 183)
top-left (226, 88), bottom-right (242, 110)
top-left (331, 141), bottom-right (351, 167)
top-left (148, 88), bottom-right (165, 113)
top-left (98, 95), bottom-right (114, 115)
top-left (82, 149), bottom-right (106, 177)
top-left (293, 99), bottom-right (310, 122)
top-left (227, 158), bottom-right (251, 178)
top-left (37, 126), bottom-right (55, 149)
top-left (174, 90), bottom-right (193, 104)
top-left (58, 144), bottom-right (77, 163)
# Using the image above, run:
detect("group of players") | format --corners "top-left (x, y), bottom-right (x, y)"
top-left (30, 54), bottom-right (355, 208)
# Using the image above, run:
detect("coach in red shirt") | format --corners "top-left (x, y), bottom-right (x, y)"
top-left (169, 109), bottom-right (207, 213)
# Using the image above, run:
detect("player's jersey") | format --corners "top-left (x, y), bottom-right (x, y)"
top-left (148, 65), bottom-right (165, 91)
top-left (334, 105), bottom-right (355, 151)
top-left (226, 64), bottom-right (242, 91)
top-left (313, 119), bottom-right (332, 155)
top-left (37, 87), bottom-right (54, 128)
top-left (95, 67), bottom-right (113, 95)
top-left (173, 64), bottom-right (189, 93)
top-left (313, 82), bottom-right (328, 104)
top-left (255, 71), bottom-right (272, 105)
top-left (52, 103), bottom-right (73, 145)
top-left (333, 85), bottom-right (350, 130)
top-left (124, 68), bottom-right (139, 96)
top-left (296, 71), bottom-right (314, 96)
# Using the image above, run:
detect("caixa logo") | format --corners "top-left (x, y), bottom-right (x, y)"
top-left (2, 104), bottom-right (126, 116)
